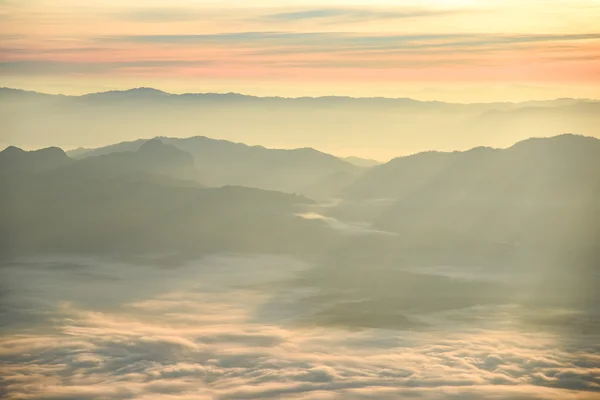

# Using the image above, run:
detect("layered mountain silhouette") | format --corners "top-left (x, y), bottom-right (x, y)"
top-left (70, 138), bottom-right (198, 182)
top-left (341, 134), bottom-right (600, 265)
top-left (0, 157), bottom-right (331, 260)
top-left (0, 146), bottom-right (71, 173)
top-left (1, 134), bottom-right (598, 272)
top-left (342, 156), bottom-right (382, 168)
top-left (2, 87), bottom-right (599, 161)
top-left (69, 136), bottom-right (363, 199)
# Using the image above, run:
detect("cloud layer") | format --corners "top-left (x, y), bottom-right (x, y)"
top-left (1, 255), bottom-right (598, 399)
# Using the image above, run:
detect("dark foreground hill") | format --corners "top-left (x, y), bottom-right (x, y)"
top-left (0, 144), bottom-right (336, 259)
top-left (0, 145), bottom-right (71, 172)
top-left (0, 173), bottom-right (333, 259)
top-left (1, 134), bottom-right (598, 270)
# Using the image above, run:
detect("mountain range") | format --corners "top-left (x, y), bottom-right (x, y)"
top-left (2, 87), bottom-right (599, 160)
top-left (0, 142), bottom-right (331, 260)
top-left (1, 133), bottom-right (598, 269)
top-left (339, 134), bottom-right (600, 262)
top-left (67, 135), bottom-right (362, 199)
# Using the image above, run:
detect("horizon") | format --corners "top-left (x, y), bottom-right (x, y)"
top-left (2, 86), bottom-right (600, 104)
top-left (2, 83), bottom-right (599, 159)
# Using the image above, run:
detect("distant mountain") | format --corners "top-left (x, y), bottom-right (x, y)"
top-left (345, 134), bottom-right (600, 200)
top-left (341, 134), bottom-right (600, 261)
top-left (0, 146), bottom-right (71, 173)
top-left (2, 87), bottom-right (598, 161)
top-left (68, 139), bottom-right (148, 158)
top-left (342, 156), bottom-right (382, 168)
top-left (69, 136), bottom-right (363, 199)
top-left (82, 87), bottom-right (171, 99)
top-left (69, 138), bottom-right (198, 182)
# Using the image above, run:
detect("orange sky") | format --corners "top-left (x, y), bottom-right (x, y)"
top-left (1, 0), bottom-right (599, 101)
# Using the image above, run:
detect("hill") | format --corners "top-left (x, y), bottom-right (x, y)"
top-left (70, 138), bottom-right (198, 182)
top-left (69, 136), bottom-right (362, 199)
top-left (0, 163), bottom-right (332, 260)
top-left (1, 87), bottom-right (598, 161)
top-left (341, 134), bottom-right (600, 263)
top-left (0, 146), bottom-right (71, 173)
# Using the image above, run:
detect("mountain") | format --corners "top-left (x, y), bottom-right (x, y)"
top-left (1, 87), bottom-right (598, 161)
top-left (0, 159), bottom-right (333, 260)
top-left (345, 134), bottom-right (600, 200)
top-left (340, 134), bottom-right (600, 263)
top-left (342, 156), bottom-right (382, 168)
top-left (1, 133), bottom-right (598, 286)
top-left (82, 87), bottom-right (171, 100)
top-left (68, 139), bottom-right (147, 158)
top-left (69, 138), bottom-right (198, 182)
top-left (0, 146), bottom-right (71, 173)
top-left (69, 136), bottom-right (363, 199)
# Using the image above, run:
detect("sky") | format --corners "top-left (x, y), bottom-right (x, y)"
top-left (1, 0), bottom-right (600, 102)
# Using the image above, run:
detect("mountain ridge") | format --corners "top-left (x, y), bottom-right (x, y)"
top-left (1, 87), bottom-right (597, 106)
top-left (3, 87), bottom-right (599, 161)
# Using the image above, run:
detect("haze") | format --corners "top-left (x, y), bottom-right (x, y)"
top-left (1, 1), bottom-right (599, 399)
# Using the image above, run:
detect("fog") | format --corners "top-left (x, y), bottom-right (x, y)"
top-left (1, 254), bottom-right (598, 399)
top-left (2, 88), bottom-right (600, 160)
top-left (1, 93), bottom-right (599, 399)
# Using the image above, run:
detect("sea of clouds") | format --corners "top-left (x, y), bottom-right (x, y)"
top-left (1, 254), bottom-right (598, 399)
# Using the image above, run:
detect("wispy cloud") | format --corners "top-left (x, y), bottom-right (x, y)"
top-left (260, 7), bottom-right (461, 23)
top-left (1, 1), bottom-right (599, 94)
top-left (102, 32), bottom-right (600, 49)
top-left (114, 8), bottom-right (206, 23)
top-left (0, 60), bottom-right (213, 75)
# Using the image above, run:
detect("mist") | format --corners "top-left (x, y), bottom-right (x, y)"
top-left (2, 252), bottom-right (598, 399)
top-left (1, 119), bottom-right (599, 399)
top-left (3, 0), bottom-right (600, 395)
top-left (2, 88), bottom-right (599, 160)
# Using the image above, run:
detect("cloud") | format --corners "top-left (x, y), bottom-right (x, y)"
top-left (297, 212), bottom-right (397, 236)
top-left (260, 7), bottom-right (461, 23)
top-left (2, 31), bottom-right (599, 78)
top-left (0, 60), bottom-right (214, 75)
top-left (114, 8), bottom-right (205, 22)
top-left (102, 32), bottom-right (600, 48)
top-left (1, 255), bottom-right (599, 399)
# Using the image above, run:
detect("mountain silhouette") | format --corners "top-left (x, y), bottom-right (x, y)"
top-left (0, 146), bottom-right (71, 173)
top-left (1, 134), bottom-right (598, 271)
top-left (0, 160), bottom-right (331, 260)
top-left (70, 138), bottom-right (198, 182)
top-left (343, 134), bottom-right (600, 264)
top-left (69, 136), bottom-right (363, 199)
top-left (2, 87), bottom-right (598, 162)
top-left (342, 156), bottom-right (382, 167)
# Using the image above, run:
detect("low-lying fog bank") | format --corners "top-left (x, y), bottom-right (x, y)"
top-left (1, 254), bottom-right (598, 399)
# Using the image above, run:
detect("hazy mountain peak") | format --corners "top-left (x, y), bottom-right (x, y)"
top-left (343, 156), bottom-right (382, 168)
top-left (83, 87), bottom-right (170, 98)
top-left (136, 138), bottom-right (194, 163)
top-left (1, 145), bottom-right (25, 154)
top-left (509, 133), bottom-right (599, 152)
top-left (1, 145), bottom-right (68, 158)
top-left (138, 137), bottom-right (168, 151)
top-left (0, 145), bottom-right (70, 173)
top-left (345, 134), bottom-right (600, 201)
